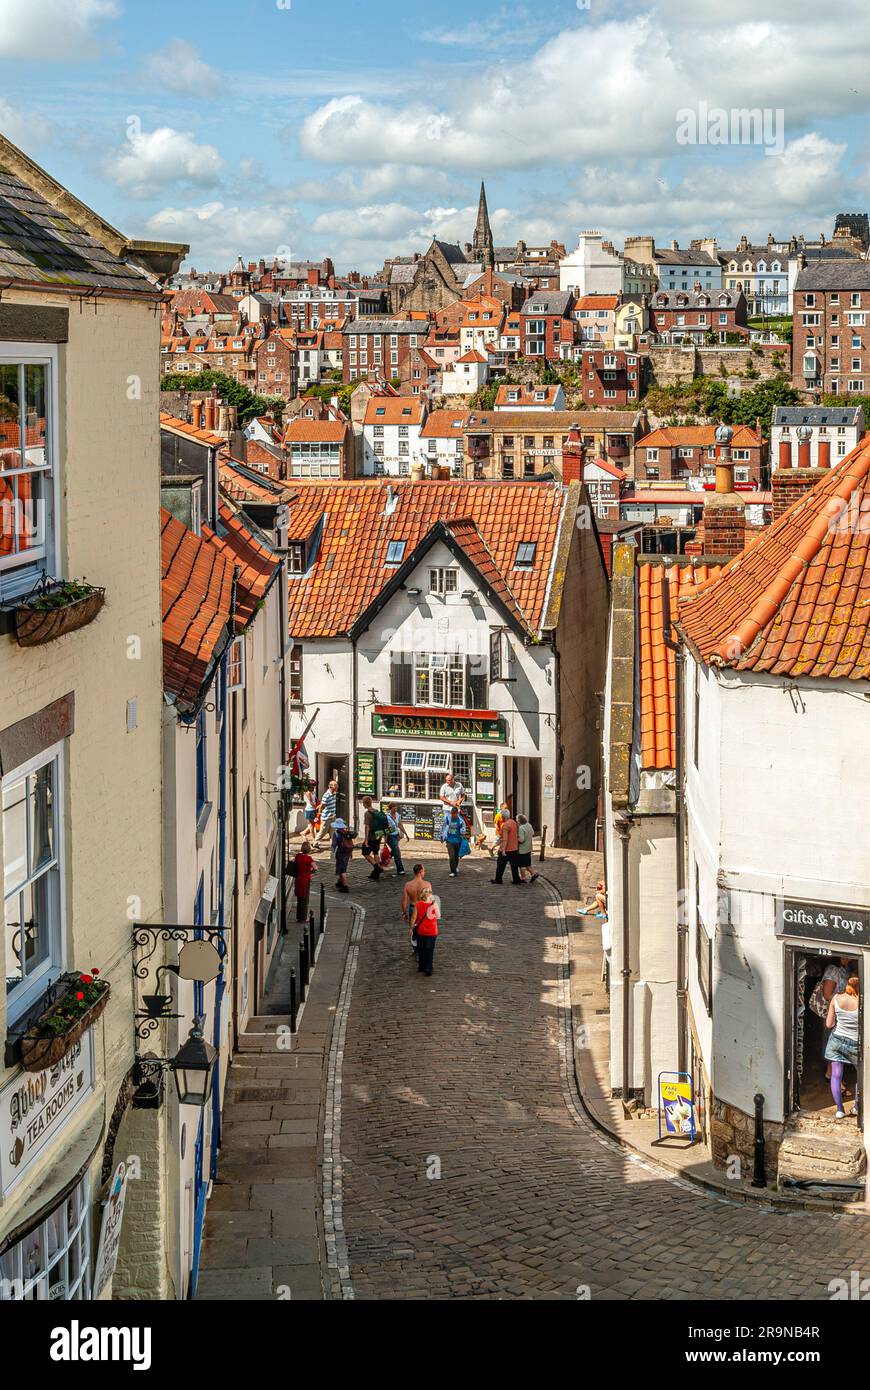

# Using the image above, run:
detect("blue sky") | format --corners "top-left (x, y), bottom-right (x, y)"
top-left (1, 0), bottom-right (868, 272)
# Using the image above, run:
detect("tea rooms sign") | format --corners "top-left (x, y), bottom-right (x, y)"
top-left (0, 1031), bottom-right (96, 1196)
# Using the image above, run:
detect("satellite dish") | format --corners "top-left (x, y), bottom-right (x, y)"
top-left (177, 939), bottom-right (221, 984)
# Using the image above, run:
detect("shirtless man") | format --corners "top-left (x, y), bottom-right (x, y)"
top-left (401, 863), bottom-right (432, 954)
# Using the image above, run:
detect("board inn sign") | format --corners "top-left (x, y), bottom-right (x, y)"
top-left (372, 708), bottom-right (507, 743)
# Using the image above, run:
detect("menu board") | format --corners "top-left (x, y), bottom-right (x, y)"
top-left (355, 750), bottom-right (377, 797)
top-left (414, 813), bottom-right (435, 840)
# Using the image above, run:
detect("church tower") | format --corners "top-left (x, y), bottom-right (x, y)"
top-left (472, 181), bottom-right (495, 269)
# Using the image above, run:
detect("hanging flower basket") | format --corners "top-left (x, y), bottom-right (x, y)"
top-left (14, 578), bottom-right (105, 648)
top-left (20, 971), bottom-right (110, 1073)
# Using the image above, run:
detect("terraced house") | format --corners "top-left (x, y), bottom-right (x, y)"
top-left (0, 136), bottom-right (185, 1302)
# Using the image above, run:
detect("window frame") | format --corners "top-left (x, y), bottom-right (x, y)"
top-left (3, 741), bottom-right (66, 1025)
top-left (0, 344), bottom-right (60, 600)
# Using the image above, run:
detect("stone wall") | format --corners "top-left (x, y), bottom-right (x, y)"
top-left (711, 1097), bottom-right (785, 1180)
top-left (644, 344), bottom-right (788, 389)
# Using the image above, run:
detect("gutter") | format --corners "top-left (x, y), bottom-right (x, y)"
top-left (614, 810), bottom-right (634, 1103)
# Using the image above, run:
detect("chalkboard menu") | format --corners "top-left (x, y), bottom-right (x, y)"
top-left (414, 813), bottom-right (435, 840)
top-left (355, 750), bottom-right (377, 797)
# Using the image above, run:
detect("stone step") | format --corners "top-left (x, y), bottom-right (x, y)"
top-left (245, 1014), bottom-right (294, 1031)
top-left (777, 1120), bottom-right (866, 1195)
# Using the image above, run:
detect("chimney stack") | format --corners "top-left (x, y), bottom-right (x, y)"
top-left (561, 424), bottom-right (585, 484)
top-left (191, 399), bottom-right (204, 430)
top-left (771, 426), bottom-right (824, 517)
top-left (818, 438), bottom-right (831, 469)
top-left (702, 423), bottom-right (746, 557)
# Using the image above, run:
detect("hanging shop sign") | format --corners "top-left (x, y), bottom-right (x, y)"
top-left (372, 711), bottom-right (506, 743)
top-left (0, 1030), bottom-right (95, 1196)
top-left (93, 1161), bottom-right (130, 1300)
top-left (775, 897), bottom-right (870, 948)
top-left (355, 750), bottom-right (377, 797)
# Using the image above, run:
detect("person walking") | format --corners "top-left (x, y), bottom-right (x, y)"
top-left (516, 814), bottom-right (539, 883)
top-left (332, 820), bottom-right (353, 893)
top-left (443, 807), bottom-right (465, 877)
top-left (414, 888), bottom-right (440, 977)
top-left (312, 779), bottom-right (338, 848)
top-left (293, 841), bottom-right (317, 921)
top-left (492, 808), bottom-right (522, 885)
top-left (302, 783), bottom-right (318, 837)
top-left (438, 771), bottom-right (465, 836)
top-left (385, 804), bottom-right (407, 875)
top-left (401, 863), bottom-right (432, 956)
top-left (361, 796), bottom-right (389, 879)
top-left (825, 975), bottom-right (861, 1118)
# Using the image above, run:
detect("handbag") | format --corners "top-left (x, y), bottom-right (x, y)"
top-left (458, 834), bottom-right (471, 858)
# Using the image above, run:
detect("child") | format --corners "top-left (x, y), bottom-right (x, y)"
top-left (293, 841), bottom-right (317, 921)
top-left (332, 820), bottom-right (354, 893)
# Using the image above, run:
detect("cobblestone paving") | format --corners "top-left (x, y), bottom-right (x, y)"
top-left (335, 854), bottom-right (870, 1300)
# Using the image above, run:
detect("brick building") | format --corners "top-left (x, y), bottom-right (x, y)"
top-left (649, 287), bottom-right (747, 344)
top-left (520, 290), bottom-right (575, 361)
top-left (342, 318), bottom-right (424, 383)
top-left (792, 261), bottom-right (870, 396)
top-left (635, 423), bottom-right (767, 486)
top-left (253, 328), bottom-right (298, 398)
top-left (464, 409), bottom-right (642, 479)
top-left (581, 346), bottom-right (643, 405)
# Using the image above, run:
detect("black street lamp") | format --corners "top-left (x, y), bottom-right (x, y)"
top-left (171, 1015), bottom-right (217, 1107)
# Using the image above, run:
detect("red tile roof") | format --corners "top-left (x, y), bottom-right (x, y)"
top-left (363, 397), bottom-right (425, 426)
top-left (421, 410), bottom-right (468, 439)
top-left (284, 480), bottom-right (568, 638)
top-left (639, 561), bottom-right (724, 769)
top-left (162, 502), bottom-right (281, 710)
top-left (284, 418), bottom-right (348, 443)
top-left (160, 411), bottom-right (224, 448)
top-left (678, 445), bottom-right (870, 679)
top-left (638, 424), bottom-right (761, 449)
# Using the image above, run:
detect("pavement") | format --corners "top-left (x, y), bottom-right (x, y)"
top-left (198, 841), bottom-right (870, 1300)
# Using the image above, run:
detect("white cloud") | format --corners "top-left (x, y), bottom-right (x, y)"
top-left (145, 201), bottom-right (298, 268)
top-left (0, 0), bottom-right (118, 61)
top-left (144, 40), bottom-right (223, 97)
top-left (0, 100), bottom-right (52, 151)
top-left (300, 12), bottom-right (870, 172)
top-left (295, 164), bottom-right (454, 206)
top-left (421, 7), bottom-right (557, 50)
top-left (105, 127), bottom-right (225, 197)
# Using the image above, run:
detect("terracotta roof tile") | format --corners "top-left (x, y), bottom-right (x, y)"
top-left (679, 443), bottom-right (870, 678)
top-left (363, 397), bottom-right (426, 426)
top-left (285, 480), bottom-right (566, 638)
top-left (639, 561), bottom-right (724, 769)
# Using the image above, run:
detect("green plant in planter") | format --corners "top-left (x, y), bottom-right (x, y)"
top-left (29, 969), bottom-right (107, 1038)
top-left (28, 579), bottom-right (97, 611)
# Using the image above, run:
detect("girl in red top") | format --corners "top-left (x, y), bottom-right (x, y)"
top-left (294, 841), bottom-right (317, 922)
top-left (415, 890), bottom-right (440, 977)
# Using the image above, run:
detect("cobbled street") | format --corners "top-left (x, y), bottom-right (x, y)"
top-left (329, 854), bottom-right (870, 1300)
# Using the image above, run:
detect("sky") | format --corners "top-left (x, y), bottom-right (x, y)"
top-left (1, 0), bottom-right (869, 274)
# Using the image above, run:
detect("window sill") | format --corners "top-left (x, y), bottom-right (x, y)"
top-left (196, 800), bottom-right (214, 846)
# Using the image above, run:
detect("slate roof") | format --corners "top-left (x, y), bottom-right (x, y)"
top-left (284, 480), bottom-right (569, 639)
top-left (344, 318), bottom-right (421, 336)
top-left (772, 407), bottom-right (863, 427)
top-left (678, 443), bottom-right (870, 679)
top-left (0, 166), bottom-right (156, 296)
top-left (795, 262), bottom-right (870, 291)
top-left (521, 290), bottom-right (573, 315)
top-left (639, 560), bottom-right (724, 769)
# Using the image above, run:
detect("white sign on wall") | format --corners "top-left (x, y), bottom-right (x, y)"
top-left (0, 1030), bottom-right (96, 1196)
top-left (93, 1161), bottom-right (129, 1300)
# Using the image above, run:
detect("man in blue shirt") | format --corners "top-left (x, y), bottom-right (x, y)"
top-left (313, 779), bottom-right (338, 847)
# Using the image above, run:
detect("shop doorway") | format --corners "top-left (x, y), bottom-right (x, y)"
top-left (317, 754), bottom-right (349, 822)
top-left (786, 946), bottom-right (863, 1123)
top-left (503, 756), bottom-right (542, 829)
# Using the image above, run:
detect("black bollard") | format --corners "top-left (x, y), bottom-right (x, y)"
top-left (289, 968), bottom-right (297, 1034)
top-left (752, 1092), bottom-right (766, 1188)
top-left (299, 936), bottom-right (308, 1000)
top-left (308, 911), bottom-right (316, 966)
top-left (319, 881), bottom-right (326, 935)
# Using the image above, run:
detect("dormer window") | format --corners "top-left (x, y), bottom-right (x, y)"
top-left (288, 543), bottom-right (306, 575)
top-left (514, 541), bottom-right (536, 569)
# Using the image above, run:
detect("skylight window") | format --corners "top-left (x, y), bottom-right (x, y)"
top-left (515, 542), bottom-right (537, 569)
top-left (385, 540), bottom-right (406, 566)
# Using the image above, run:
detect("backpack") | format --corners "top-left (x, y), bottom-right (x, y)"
top-left (370, 809), bottom-right (389, 835)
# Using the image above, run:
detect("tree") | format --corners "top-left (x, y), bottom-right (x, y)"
top-left (161, 370), bottom-right (284, 425)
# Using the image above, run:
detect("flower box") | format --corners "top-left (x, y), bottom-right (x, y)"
top-left (20, 973), bottom-right (110, 1073)
top-left (14, 581), bottom-right (105, 648)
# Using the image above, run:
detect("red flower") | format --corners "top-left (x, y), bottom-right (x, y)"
top-left (92, 968), bottom-right (100, 976)
top-left (76, 991), bottom-right (84, 1001)
top-left (80, 974), bottom-right (93, 985)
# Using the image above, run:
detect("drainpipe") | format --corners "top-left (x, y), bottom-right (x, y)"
top-left (277, 564), bottom-right (289, 938)
top-left (211, 652), bottom-right (228, 1180)
top-left (553, 640), bottom-right (562, 847)
top-left (351, 635), bottom-right (358, 827)
top-left (614, 810), bottom-right (634, 1103)
top-left (662, 572), bottom-right (688, 1075)
top-left (229, 567), bottom-right (241, 1053)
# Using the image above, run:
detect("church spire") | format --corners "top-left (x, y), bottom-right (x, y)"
top-left (472, 180), bottom-right (494, 269)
